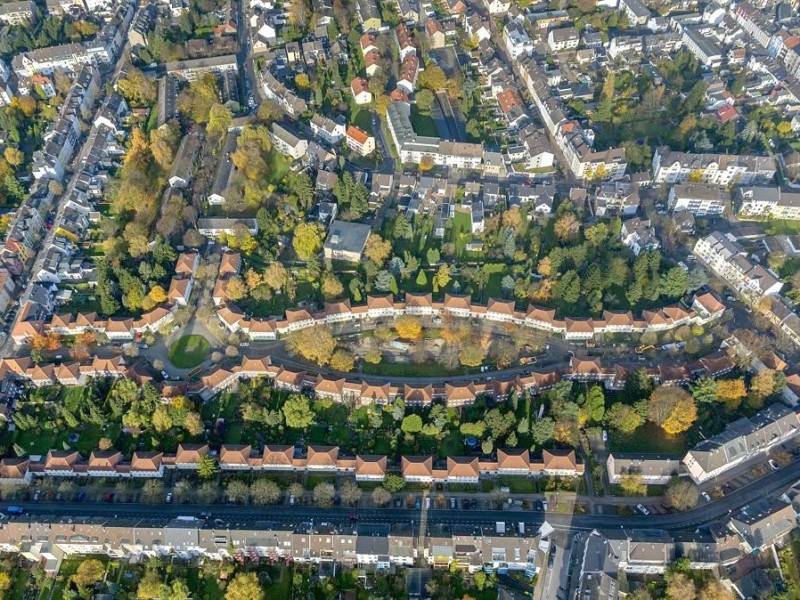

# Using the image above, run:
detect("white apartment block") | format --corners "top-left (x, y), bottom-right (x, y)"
top-left (652, 147), bottom-right (777, 186)
top-left (668, 183), bottom-right (729, 216)
top-left (693, 232), bottom-right (784, 298)
top-left (737, 185), bottom-right (800, 220)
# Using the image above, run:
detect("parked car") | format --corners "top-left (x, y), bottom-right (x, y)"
top-left (450, 497), bottom-right (457, 509)
top-left (701, 492), bottom-right (711, 502)
top-left (289, 495), bottom-right (296, 505)
top-left (769, 459), bottom-right (779, 471)
top-left (165, 492), bottom-right (173, 503)
top-left (636, 504), bottom-right (650, 516)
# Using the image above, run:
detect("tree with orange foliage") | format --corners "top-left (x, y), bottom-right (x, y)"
top-left (45, 332), bottom-right (62, 351)
top-left (76, 331), bottom-right (96, 346)
top-left (70, 343), bottom-right (90, 361)
top-left (30, 334), bottom-right (48, 351)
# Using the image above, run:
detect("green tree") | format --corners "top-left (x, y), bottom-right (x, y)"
top-left (691, 377), bottom-right (718, 403)
top-left (383, 474), bottom-right (406, 493)
top-left (416, 89), bottom-right (435, 112)
top-left (426, 247), bottom-right (440, 265)
top-left (416, 269), bottom-right (428, 286)
top-left (605, 403), bottom-right (644, 434)
top-left (394, 213), bottom-right (413, 239)
top-left (555, 270), bottom-right (581, 304)
top-left (530, 417), bottom-right (555, 446)
top-left (160, 579), bottom-right (190, 600)
top-left (282, 394), bottom-right (315, 429)
top-left (578, 385), bottom-right (605, 424)
top-left (401, 414), bottom-right (423, 435)
top-left (659, 266), bottom-right (688, 298)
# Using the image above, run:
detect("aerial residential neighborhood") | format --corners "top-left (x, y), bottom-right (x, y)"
top-left (0, 0), bottom-right (798, 597)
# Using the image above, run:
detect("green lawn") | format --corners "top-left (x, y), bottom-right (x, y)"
top-left (168, 335), bottom-right (211, 368)
top-left (763, 219), bottom-right (800, 236)
top-left (265, 565), bottom-right (292, 600)
top-left (265, 148), bottom-right (292, 186)
top-left (361, 360), bottom-right (476, 378)
top-left (351, 109), bottom-right (373, 135)
top-left (497, 476), bottom-right (538, 493)
top-left (449, 209), bottom-right (474, 257)
top-left (411, 105), bottom-right (439, 137)
top-left (609, 422), bottom-right (687, 455)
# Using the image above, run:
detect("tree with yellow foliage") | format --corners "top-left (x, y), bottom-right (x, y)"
top-left (649, 386), bottom-right (697, 434)
top-left (148, 285), bottom-right (167, 304)
top-left (3, 147), bottom-right (23, 168)
top-left (225, 277), bottom-right (247, 301)
top-left (364, 234), bottom-right (392, 266)
top-left (715, 379), bottom-right (746, 411)
top-left (394, 315), bottom-right (423, 340)
top-left (244, 268), bottom-right (263, 291)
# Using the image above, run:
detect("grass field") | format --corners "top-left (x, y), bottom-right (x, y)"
top-left (265, 148), bottom-right (292, 186)
top-left (411, 105), bottom-right (439, 137)
top-left (609, 422), bottom-right (687, 455)
top-left (168, 335), bottom-right (211, 368)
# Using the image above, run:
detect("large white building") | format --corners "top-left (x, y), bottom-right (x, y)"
top-left (668, 183), bottom-right (728, 216)
top-left (737, 185), bottom-right (800, 220)
top-left (693, 232), bottom-right (784, 298)
top-left (682, 404), bottom-right (800, 484)
top-left (386, 103), bottom-right (484, 169)
top-left (652, 147), bottom-right (777, 186)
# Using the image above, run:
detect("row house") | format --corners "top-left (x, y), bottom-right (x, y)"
top-left (0, 515), bottom-right (545, 574)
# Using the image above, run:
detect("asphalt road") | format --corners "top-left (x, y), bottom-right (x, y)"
top-left (4, 462), bottom-right (798, 531)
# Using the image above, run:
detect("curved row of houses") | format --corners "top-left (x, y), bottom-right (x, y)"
top-left (212, 289), bottom-right (727, 342)
top-left (0, 445), bottom-right (584, 486)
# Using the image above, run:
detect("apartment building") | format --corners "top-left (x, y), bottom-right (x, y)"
top-left (652, 147), bottom-right (777, 186)
top-left (269, 123), bottom-right (309, 160)
top-left (606, 453), bottom-right (681, 484)
top-left (386, 103), bottom-right (484, 169)
top-left (310, 114), bottom-right (347, 145)
top-left (693, 232), bottom-right (784, 298)
top-left (682, 404), bottom-right (800, 483)
top-left (345, 126), bottom-right (375, 156)
top-left (0, 0), bottom-right (37, 24)
top-left (503, 22), bottom-right (534, 59)
top-left (166, 55), bottom-right (237, 81)
top-left (668, 183), bottom-right (729, 216)
top-left (737, 185), bottom-right (800, 220)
